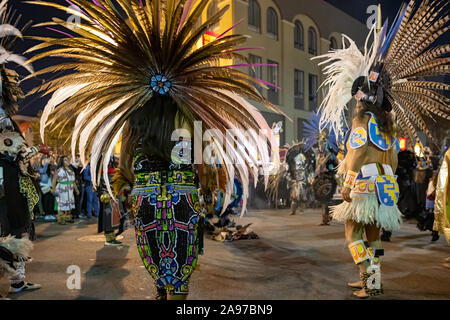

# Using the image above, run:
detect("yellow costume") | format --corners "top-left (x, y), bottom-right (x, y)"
top-left (434, 149), bottom-right (450, 245)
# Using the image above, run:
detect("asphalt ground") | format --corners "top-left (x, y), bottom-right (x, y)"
top-left (2, 208), bottom-right (449, 300)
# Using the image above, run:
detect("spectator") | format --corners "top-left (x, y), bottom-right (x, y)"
top-left (52, 156), bottom-right (79, 225)
top-left (414, 159), bottom-right (433, 213)
top-left (83, 162), bottom-right (99, 219)
top-left (70, 155), bottom-right (83, 219)
top-left (38, 155), bottom-right (56, 221)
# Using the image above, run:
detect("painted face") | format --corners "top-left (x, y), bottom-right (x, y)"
top-left (294, 153), bottom-right (306, 169)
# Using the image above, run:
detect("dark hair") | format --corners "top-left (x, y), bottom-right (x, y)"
top-left (357, 100), bottom-right (395, 136)
top-left (125, 95), bottom-right (185, 161)
top-left (56, 156), bottom-right (72, 171)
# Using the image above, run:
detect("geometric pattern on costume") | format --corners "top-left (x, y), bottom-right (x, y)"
top-left (367, 113), bottom-right (391, 151)
top-left (349, 127), bottom-right (367, 149)
top-left (344, 170), bottom-right (358, 189)
top-left (331, 163), bottom-right (403, 231)
top-left (132, 153), bottom-right (200, 295)
top-left (375, 176), bottom-right (399, 207)
top-left (351, 180), bottom-right (376, 195)
top-left (349, 240), bottom-right (382, 292)
top-left (348, 240), bottom-right (371, 264)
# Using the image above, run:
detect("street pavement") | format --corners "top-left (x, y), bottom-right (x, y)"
top-left (2, 208), bottom-right (449, 300)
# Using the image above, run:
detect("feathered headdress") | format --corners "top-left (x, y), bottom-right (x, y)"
top-left (303, 110), bottom-right (338, 153)
top-left (0, 0), bottom-right (34, 117)
top-left (24, 0), bottom-right (282, 215)
top-left (312, 0), bottom-right (449, 145)
top-left (267, 140), bottom-right (314, 202)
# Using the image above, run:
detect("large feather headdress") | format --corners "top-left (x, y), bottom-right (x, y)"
top-left (24, 0), bottom-right (282, 215)
top-left (312, 0), bottom-right (450, 145)
top-left (303, 110), bottom-right (338, 153)
top-left (0, 0), bottom-right (34, 116)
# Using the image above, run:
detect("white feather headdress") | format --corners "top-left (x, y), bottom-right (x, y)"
top-left (312, 0), bottom-right (450, 145)
top-left (311, 25), bottom-right (379, 137)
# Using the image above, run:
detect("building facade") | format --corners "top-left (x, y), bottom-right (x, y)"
top-left (200, 0), bottom-right (367, 145)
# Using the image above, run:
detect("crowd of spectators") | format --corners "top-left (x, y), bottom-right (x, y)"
top-left (31, 152), bottom-right (100, 224)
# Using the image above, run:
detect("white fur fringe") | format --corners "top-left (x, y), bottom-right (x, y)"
top-left (0, 236), bottom-right (33, 274)
top-left (331, 194), bottom-right (403, 231)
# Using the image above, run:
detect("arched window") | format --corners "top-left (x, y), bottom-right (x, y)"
top-left (308, 27), bottom-right (317, 55)
top-left (329, 37), bottom-right (337, 50)
top-left (248, 0), bottom-right (261, 32)
top-left (207, 0), bottom-right (220, 31)
top-left (294, 20), bottom-right (304, 50)
top-left (266, 7), bottom-right (278, 40)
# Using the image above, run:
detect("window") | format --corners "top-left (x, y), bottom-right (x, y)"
top-left (249, 54), bottom-right (263, 94)
top-left (294, 20), bottom-right (304, 50)
top-left (308, 27), bottom-right (317, 55)
top-left (266, 7), bottom-right (278, 40)
top-left (267, 60), bottom-right (279, 105)
top-left (297, 118), bottom-right (305, 141)
top-left (248, 0), bottom-right (261, 32)
top-left (207, 1), bottom-right (220, 31)
top-left (294, 69), bottom-right (304, 109)
top-left (309, 74), bottom-right (318, 110)
top-left (330, 37), bottom-right (337, 50)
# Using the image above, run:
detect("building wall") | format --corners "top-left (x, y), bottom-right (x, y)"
top-left (198, 0), bottom-right (366, 145)
top-left (231, 0), bottom-right (365, 145)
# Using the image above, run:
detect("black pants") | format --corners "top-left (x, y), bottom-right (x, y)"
top-left (72, 193), bottom-right (81, 218)
top-left (42, 192), bottom-right (56, 216)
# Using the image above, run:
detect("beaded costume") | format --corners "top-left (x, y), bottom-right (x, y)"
top-left (28, 0), bottom-right (280, 299)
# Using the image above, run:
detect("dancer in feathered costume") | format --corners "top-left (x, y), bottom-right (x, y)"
top-left (303, 111), bottom-right (338, 225)
top-left (0, 0), bottom-right (42, 296)
top-left (269, 141), bottom-right (314, 215)
top-left (434, 147), bottom-right (450, 268)
top-left (312, 0), bottom-right (450, 297)
top-left (26, 0), bottom-right (280, 300)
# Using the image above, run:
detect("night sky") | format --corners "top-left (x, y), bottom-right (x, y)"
top-left (9, 0), bottom-right (448, 116)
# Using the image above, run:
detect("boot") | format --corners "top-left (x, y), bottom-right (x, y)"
top-left (57, 212), bottom-right (66, 225)
top-left (65, 213), bottom-right (75, 224)
top-left (105, 232), bottom-right (122, 246)
top-left (319, 204), bottom-right (330, 225)
top-left (353, 269), bottom-right (383, 298)
top-left (431, 231), bottom-right (439, 241)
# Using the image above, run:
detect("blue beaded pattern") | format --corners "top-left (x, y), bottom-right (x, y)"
top-left (151, 74), bottom-right (172, 95)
